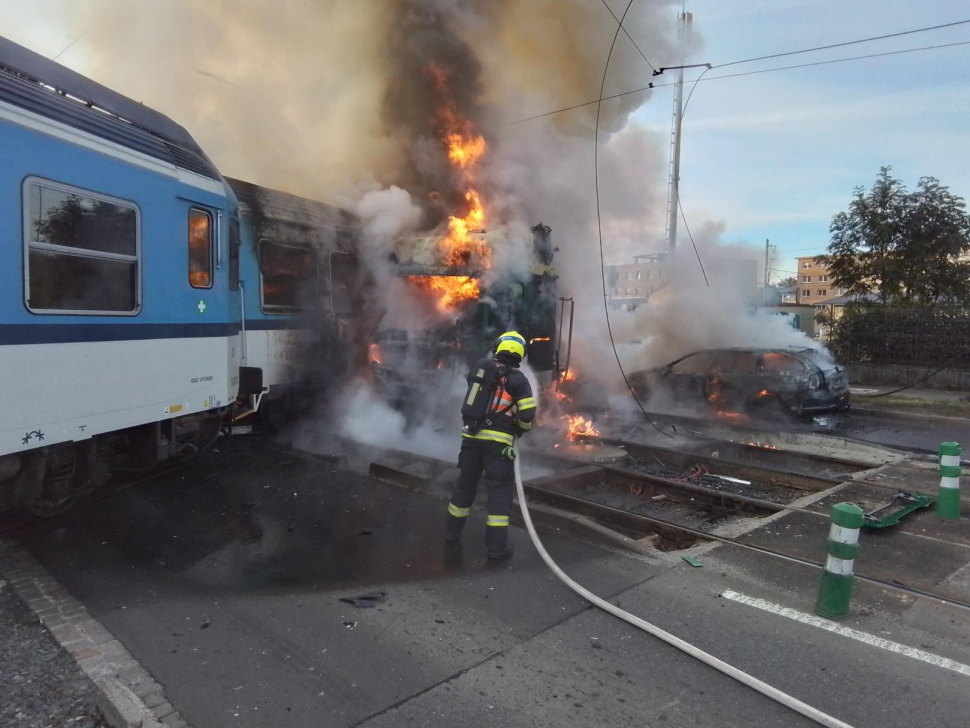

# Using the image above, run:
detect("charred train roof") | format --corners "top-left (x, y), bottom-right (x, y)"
top-left (0, 35), bottom-right (219, 179)
top-left (226, 177), bottom-right (359, 249)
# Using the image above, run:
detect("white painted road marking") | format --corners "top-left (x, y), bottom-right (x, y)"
top-left (721, 590), bottom-right (970, 678)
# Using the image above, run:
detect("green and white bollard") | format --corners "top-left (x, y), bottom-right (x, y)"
top-left (814, 502), bottom-right (863, 620)
top-left (938, 442), bottom-right (962, 520)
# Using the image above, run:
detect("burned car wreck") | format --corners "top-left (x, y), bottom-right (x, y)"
top-left (630, 347), bottom-right (850, 419)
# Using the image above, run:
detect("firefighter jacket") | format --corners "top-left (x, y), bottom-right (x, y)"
top-left (461, 364), bottom-right (537, 447)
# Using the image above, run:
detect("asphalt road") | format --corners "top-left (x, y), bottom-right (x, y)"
top-left (5, 436), bottom-right (970, 728)
top-left (832, 411), bottom-right (970, 454)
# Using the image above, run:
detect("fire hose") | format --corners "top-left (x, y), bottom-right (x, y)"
top-left (512, 452), bottom-right (855, 728)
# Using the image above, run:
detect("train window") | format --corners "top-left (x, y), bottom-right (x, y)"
top-left (24, 179), bottom-right (140, 315)
top-left (188, 209), bottom-right (212, 289)
top-left (258, 239), bottom-right (317, 312)
top-left (330, 251), bottom-right (357, 318)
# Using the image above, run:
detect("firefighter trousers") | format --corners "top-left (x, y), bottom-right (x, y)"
top-left (445, 440), bottom-right (513, 549)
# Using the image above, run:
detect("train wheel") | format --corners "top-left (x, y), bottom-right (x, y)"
top-left (17, 445), bottom-right (80, 518)
top-left (20, 492), bottom-right (78, 518)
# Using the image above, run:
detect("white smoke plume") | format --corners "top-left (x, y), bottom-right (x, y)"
top-left (2, 1), bottom-right (822, 447)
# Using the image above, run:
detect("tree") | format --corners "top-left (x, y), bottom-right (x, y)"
top-left (776, 276), bottom-right (797, 288)
top-left (818, 167), bottom-right (970, 305)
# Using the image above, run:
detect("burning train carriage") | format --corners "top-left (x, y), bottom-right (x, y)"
top-left (226, 178), bottom-right (362, 423)
top-left (369, 224), bottom-right (558, 407)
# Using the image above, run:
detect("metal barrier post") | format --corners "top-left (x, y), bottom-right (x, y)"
top-left (815, 503), bottom-right (863, 620)
top-left (938, 442), bottom-right (962, 520)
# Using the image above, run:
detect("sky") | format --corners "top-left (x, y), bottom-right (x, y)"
top-left (629, 0), bottom-right (970, 281)
top-left (2, 0), bottom-right (969, 282)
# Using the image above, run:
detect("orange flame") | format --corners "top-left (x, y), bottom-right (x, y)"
top-left (442, 190), bottom-right (488, 267)
top-left (565, 414), bottom-right (599, 441)
top-left (714, 410), bottom-right (751, 425)
top-left (424, 61), bottom-right (491, 270)
top-left (749, 441), bottom-right (781, 450)
top-left (447, 133), bottom-right (486, 169)
top-left (368, 343), bottom-right (383, 365)
top-left (406, 275), bottom-right (480, 312)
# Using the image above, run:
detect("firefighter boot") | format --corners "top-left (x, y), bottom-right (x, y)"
top-left (445, 514), bottom-right (466, 544)
top-left (486, 523), bottom-right (514, 560)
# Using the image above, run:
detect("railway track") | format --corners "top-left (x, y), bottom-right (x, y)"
top-left (6, 428), bottom-right (966, 613)
top-left (331, 431), bottom-right (970, 613)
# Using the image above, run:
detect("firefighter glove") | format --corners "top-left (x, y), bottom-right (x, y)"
top-left (501, 445), bottom-right (517, 461)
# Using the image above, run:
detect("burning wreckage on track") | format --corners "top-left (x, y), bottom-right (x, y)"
top-left (367, 224), bottom-right (559, 408)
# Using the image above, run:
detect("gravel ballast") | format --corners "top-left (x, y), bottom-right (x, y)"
top-left (0, 579), bottom-right (104, 728)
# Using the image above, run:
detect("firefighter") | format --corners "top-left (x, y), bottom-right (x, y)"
top-left (445, 331), bottom-right (537, 559)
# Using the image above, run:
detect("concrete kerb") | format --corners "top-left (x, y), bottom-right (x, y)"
top-left (96, 679), bottom-right (165, 728)
top-left (851, 405), bottom-right (970, 427)
top-left (0, 540), bottom-right (190, 728)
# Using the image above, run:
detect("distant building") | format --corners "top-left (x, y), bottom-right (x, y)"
top-left (607, 251), bottom-right (760, 310)
top-left (607, 253), bottom-right (670, 310)
top-left (814, 291), bottom-right (881, 339)
top-left (795, 256), bottom-right (849, 305)
top-left (763, 304), bottom-right (818, 338)
top-left (765, 284), bottom-right (798, 305)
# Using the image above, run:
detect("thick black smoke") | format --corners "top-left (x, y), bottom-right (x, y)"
top-left (380, 0), bottom-right (488, 229)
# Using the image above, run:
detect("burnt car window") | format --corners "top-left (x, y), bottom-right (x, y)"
top-left (762, 352), bottom-right (808, 372)
top-left (670, 352), bottom-right (718, 373)
top-left (797, 348), bottom-right (837, 369)
top-left (715, 351), bottom-right (758, 373)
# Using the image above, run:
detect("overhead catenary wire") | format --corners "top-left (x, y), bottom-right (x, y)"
top-left (679, 63), bottom-right (711, 118)
top-left (676, 64), bottom-right (713, 285)
top-left (678, 197), bottom-right (708, 286)
top-left (694, 39), bottom-right (970, 82)
top-left (588, 8), bottom-right (854, 726)
top-left (599, 0), bottom-right (656, 72)
top-left (717, 18), bottom-right (970, 68)
top-left (594, 0), bottom-right (672, 440)
top-left (502, 38), bottom-right (970, 126)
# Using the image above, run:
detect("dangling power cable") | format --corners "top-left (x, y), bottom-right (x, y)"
top-left (594, 0), bottom-right (672, 439)
top-left (675, 62), bottom-right (712, 286)
top-left (581, 5), bottom-right (856, 725)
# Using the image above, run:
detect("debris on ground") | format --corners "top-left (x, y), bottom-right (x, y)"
top-left (339, 591), bottom-right (388, 608)
top-left (201, 615), bottom-right (212, 629)
top-left (812, 416), bottom-right (839, 430)
top-left (863, 491), bottom-right (934, 529)
top-left (682, 556), bottom-right (704, 568)
top-left (625, 458), bottom-right (801, 505)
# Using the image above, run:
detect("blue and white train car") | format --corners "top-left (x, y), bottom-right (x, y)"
top-left (0, 37), bottom-right (242, 514)
top-left (0, 36), bottom-right (361, 516)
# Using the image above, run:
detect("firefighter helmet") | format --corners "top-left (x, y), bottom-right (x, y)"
top-left (495, 331), bottom-right (526, 361)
